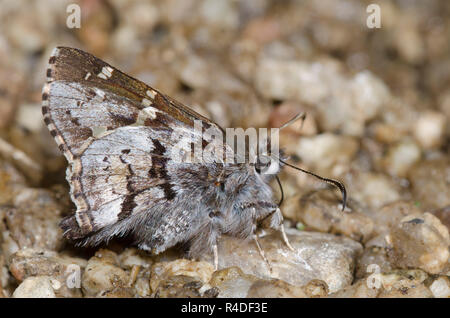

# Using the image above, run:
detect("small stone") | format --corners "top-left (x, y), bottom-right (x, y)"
top-left (429, 276), bottom-right (450, 298)
top-left (255, 58), bottom-right (389, 136)
top-left (209, 267), bottom-right (259, 298)
top-left (199, 0), bottom-right (239, 30)
top-left (370, 201), bottom-right (423, 237)
top-left (81, 249), bottom-right (129, 297)
top-left (285, 190), bottom-right (374, 243)
top-left (0, 160), bottom-right (27, 206)
top-left (391, 16), bottom-right (425, 64)
top-left (302, 279), bottom-right (329, 297)
top-left (0, 137), bottom-right (43, 185)
top-left (413, 111), bottom-right (446, 149)
top-left (134, 277), bottom-right (151, 297)
top-left (154, 275), bottom-right (205, 298)
top-left (150, 259), bottom-right (214, 294)
top-left (3, 188), bottom-right (64, 252)
top-left (247, 279), bottom-right (307, 298)
top-left (9, 248), bottom-right (86, 298)
top-left (430, 205), bottom-right (450, 232)
top-left (345, 171), bottom-right (402, 210)
top-left (409, 158), bottom-right (450, 210)
top-left (331, 269), bottom-right (432, 298)
top-left (242, 17), bottom-right (281, 45)
top-left (13, 276), bottom-right (56, 298)
top-left (377, 270), bottom-right (432, 298)
top-left (355, 246), bottom-right (392, 279)
top-left (380, 139), bottom-right (421, 177)
top-left (329, 278), bottom-right (379, 298)
top-left (9, 248), bottom-right (86, 281)
top-left (0, 61), bottom-right (24, 130)
top-left (296, 133), bottom-right (358, 175)
top-left (388, 213), bottom-right (450, 274)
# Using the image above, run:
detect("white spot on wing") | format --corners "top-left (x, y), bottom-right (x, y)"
top-left (135, 106), bottom-right (158, 125)
top-left (97, 66), bottom-right (114, 79)
top-left (142, 98), bottom-right (152, 107)
top-left (93, 88), bottom-right (106, 101)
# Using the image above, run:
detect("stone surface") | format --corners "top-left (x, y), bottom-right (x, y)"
top-left (81, 249), bottom-right (129, 297)
top-left (430, 205), bottom-right (450, 232)
top-left (380, 139), bottom-right (421, 177)
top-left (13, 276), bottom-right (56, 298)
top-left (409, 158), bottom-right (450, 210)
top-left (246, 279), bottom-right (307, 298)
top-left (2, 188), bottom-right (64, 253)
top-left (9, 248), bottom-right (86, 297)
top-left (413, 111), bottom-right (446, 149)
top-left (370, 201), bottom-right (423, 237)
top-left (255, 58), bottom-right (390, 136)
top-left (284, 190), bottom-right (374, 243)
top-left (296, 133), bottom-right (358, 175)
top-left (345, 171), bottom-right (402, 210)
top-left (429, 276), bottom-right (450, 298)
top-left (331, 269), bottom-right (432, 298)
top-left (154, 275), bottom-right (211, 298)
top-left (387, 213), bottom-right (450, 274)
top-left (355, 246), bottom-right (392, 280)
top-left (209, 267), bottom-right (259, 298)
top-left (0, 0), bottom-right (449, 299)
top-left (149, 259), bottom-right (217, 297)
top-left (203, 229), bottom-right (362, 293)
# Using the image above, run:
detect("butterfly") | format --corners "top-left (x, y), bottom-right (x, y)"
top-left (42, 47), bottom-right (346, 269)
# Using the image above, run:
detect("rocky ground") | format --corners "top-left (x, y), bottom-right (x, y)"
top-left (0, 0), bottom-right (449, 298)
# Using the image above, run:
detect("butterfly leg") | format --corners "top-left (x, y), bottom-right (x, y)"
top-left (274, 208), bottom-right (295, 251)
top-left (261, 208), bottom-right (295, 251)
top-left (253, 231), bottom-right (273, 273)
top-left (213, 242), bottom-right (219, 271)
top-left (251, 208), bottom-right (273, 273)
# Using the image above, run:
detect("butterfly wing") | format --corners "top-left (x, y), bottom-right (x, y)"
top-left (43, 47), bottom-right (226, 246)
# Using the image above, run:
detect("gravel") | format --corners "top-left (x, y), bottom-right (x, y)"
top-left (0, 0), bottom-right (448, 298)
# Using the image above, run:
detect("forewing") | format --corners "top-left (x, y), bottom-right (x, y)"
top-left (42, 47), bottom-right (224, 239)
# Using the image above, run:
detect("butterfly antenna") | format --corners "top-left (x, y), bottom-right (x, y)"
top-left (279, 159), bottom-right (347, 211)
top-left (279, 112), bottom-right (306, 130)
top-left (275, 175), bottom-right (284, 206)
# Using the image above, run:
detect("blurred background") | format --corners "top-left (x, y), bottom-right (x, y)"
top-left (0, 0), bottom-right (449, 298)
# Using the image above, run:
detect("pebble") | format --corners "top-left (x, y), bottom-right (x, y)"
top-left (409, 158), bottom-right (450, 210)
top-left (429, 276), bottom-right (450, 298)
top-left (345, 171), bottom-right (402, 210)
top-left (209, 267), bottom-right (259, 298)
top-left (380, 139), bottom-right (421, 177)
top-left (13, 276), bottom-right (56, 298)
top-left (296, 133), bottom-right (358, 175)
top-left (202, 229), bottom-right (362, 294)
top-left (331, 270), bottom-right (432, 298)
top-left (413, 111), bottom-right (446, 149)
top-left (246, 279), bottom-right (307, 298)
top-left (150, 259), bottom-right (215, 295)
top-left (387, 213), bottom-right (450, 274)
top-left (283, 190), bottom-right (374, 242)
top-left (81, 249), bottom-right (129, 297)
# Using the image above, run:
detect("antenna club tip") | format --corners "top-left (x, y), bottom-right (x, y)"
top-left (340, 187), bottom-right (348, 212)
